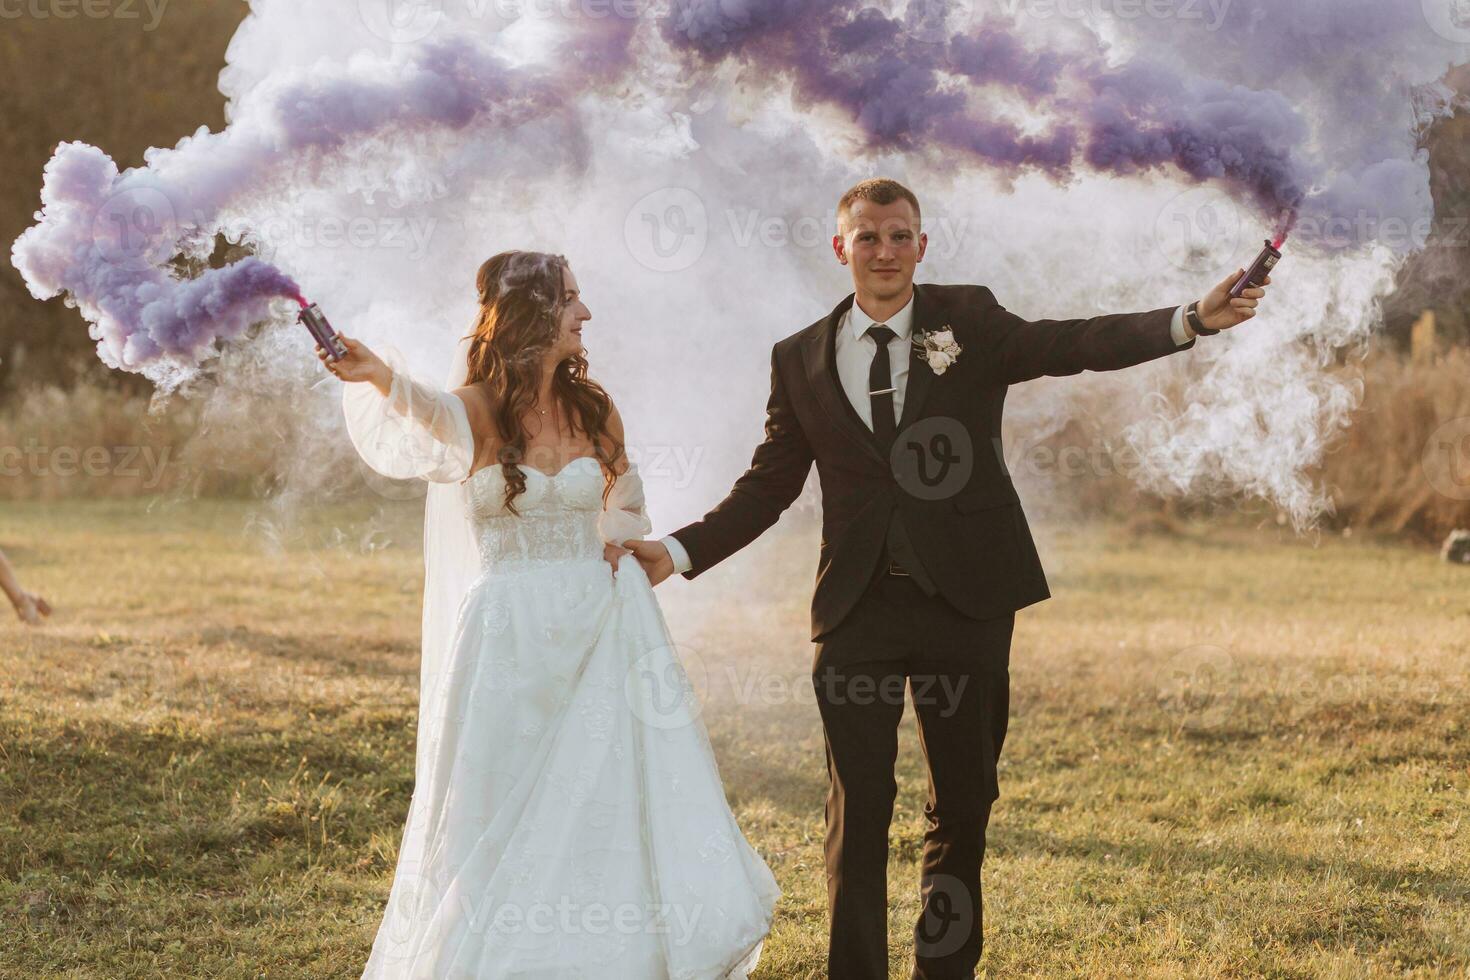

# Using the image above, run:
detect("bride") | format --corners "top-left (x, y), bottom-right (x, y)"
top-left (315, 250), bottom-right (780, 978)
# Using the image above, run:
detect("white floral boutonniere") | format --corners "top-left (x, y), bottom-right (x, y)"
top-left (914, 325), bottom-right (962, 375)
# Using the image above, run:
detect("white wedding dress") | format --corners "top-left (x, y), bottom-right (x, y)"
top-left (341, 346), bottom-right (779, 979)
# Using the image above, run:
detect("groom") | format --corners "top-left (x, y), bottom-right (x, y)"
top-left (630, 177), bottom-right (1271, 979)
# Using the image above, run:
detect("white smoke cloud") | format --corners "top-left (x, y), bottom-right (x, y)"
top-left (10, 0), bottom-right (1466, 530)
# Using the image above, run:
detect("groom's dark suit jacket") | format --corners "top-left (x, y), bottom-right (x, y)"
top-left (671, 282), bottom-right (1195, 641)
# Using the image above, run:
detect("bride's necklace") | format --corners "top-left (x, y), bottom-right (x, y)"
top-left (531, 400), bottom-right (558, 433)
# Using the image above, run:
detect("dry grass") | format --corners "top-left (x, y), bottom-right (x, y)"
top-left (1323, 346), bottom-right (1470, 540)
top-left (1, 499), bottom-right (1467, 977)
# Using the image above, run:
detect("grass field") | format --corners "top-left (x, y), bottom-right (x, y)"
top-left (1, 498), bottom-right (1467, 978)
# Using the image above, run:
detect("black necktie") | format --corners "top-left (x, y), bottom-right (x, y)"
top-left (865, 324), bottom-right (897, 448)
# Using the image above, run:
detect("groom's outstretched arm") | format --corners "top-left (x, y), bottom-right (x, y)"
top-left (981, 266), bottom-right (1274, 385)
top-left (659, 345), bottom-right (815, 581)
top-left (981, 287), bottom-right (1194, 387)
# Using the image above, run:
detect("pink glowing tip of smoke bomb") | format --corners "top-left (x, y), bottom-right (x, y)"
top-left (1270, 208), bottom-right (1296, 251)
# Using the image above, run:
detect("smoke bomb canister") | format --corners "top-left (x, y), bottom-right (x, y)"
top-left (298, 303), bottom-right (348, 361)
top-left (1229, 239), bottom-right (1282, 299)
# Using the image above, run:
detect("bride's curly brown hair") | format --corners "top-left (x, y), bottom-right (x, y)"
top-left (462, 251), bottom-right (623, 515)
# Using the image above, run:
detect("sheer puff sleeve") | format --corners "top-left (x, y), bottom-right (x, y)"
top-left (341, 345), bottom-right (475, 484)
top-left (599, 462), bottom-right (654, 547)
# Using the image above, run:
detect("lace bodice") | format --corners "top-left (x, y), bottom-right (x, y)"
top-left (342, 352), bottom-right (652, 576)
top-left (467, 456), bottom-right (608, 570)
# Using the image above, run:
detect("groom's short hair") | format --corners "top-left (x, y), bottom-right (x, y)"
top-left (837, 178), bottom-right (922, 233)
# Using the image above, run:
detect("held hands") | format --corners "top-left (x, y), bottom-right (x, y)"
top-left (1196, 269), bottom-right (1273, 334)
top-left (603, 542), bottom-right (631, 578)
top-left (626, 539), bottom-right (675, 586)
top-left (315, 334), bottom-right (392, 393)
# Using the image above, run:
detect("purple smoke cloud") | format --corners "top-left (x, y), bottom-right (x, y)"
top-left (11, 0), bottom-right (1463, 390)
top-left (11, 142), bottom-right (301, 380)
top-left (10, 33), bottom-right (586, 390)
top-left (661, 0), bottom-right (1462, 244)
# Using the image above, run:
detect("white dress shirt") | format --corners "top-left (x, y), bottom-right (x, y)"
top-left (835, 291), bottom-right (916, 430)
top-left (659, 298), bottom-right (1193, 574)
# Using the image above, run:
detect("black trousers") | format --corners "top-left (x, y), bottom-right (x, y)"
top-left (812, 562), bottom-right (1014, 980)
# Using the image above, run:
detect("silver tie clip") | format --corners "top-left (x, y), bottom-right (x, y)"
top-left (869, 387), bottom-right (896, 396)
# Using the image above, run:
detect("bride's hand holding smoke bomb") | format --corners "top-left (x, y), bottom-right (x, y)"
top-left (315, 335), bottom-right (391, 392)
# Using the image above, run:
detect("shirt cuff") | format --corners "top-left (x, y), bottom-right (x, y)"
top-left (661, 534), bottom-right (693, 575)
top-left (1171, 304), bottom-right (1195, 345)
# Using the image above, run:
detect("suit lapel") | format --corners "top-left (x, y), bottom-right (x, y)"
top-left (803, 294), bottom-right (886, 466)
top-left (896, 282), bottom-right (941, 434)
